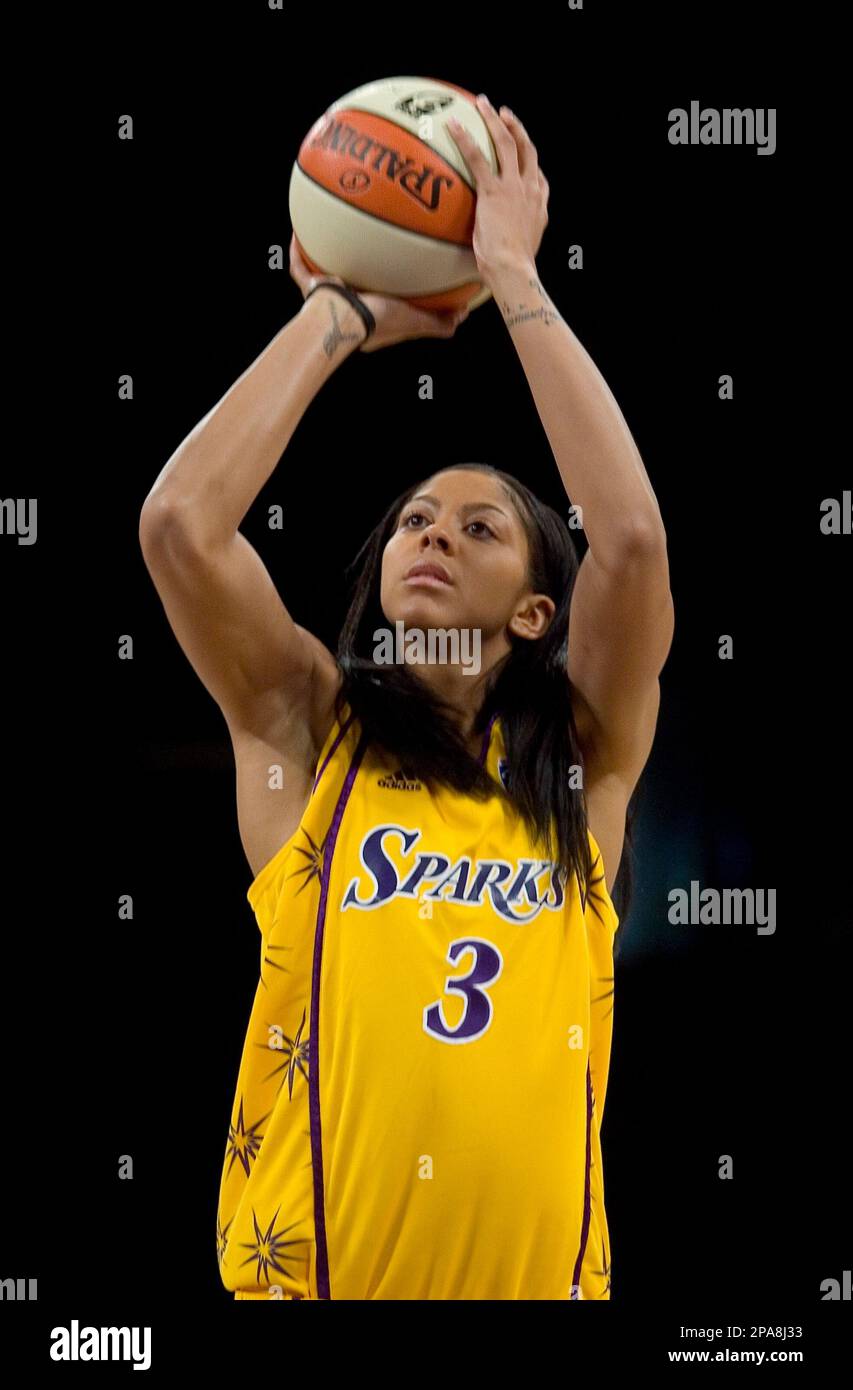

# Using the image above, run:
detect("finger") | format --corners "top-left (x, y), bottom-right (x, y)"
top-left (472, 94), bottom-right (519, 175)
top-left (499, 106), bottom-right (538, 182)
top-left (425, 306), bottom-right (464, 327)
top-left (421, 306), bottom-right (468, 337)
top-left (445, 115), bottom-right (492, 184)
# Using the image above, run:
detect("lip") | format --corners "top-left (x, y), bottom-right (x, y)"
top-left (404, 562), bottom-right (452, 585)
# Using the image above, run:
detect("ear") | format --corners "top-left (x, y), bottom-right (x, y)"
top-left (509, 593), bottom-right (556, 640)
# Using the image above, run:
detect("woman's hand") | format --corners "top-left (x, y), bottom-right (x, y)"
top-left (288, 234), bottom-right (470, 353)
top-left (446, 95), bottom-right (549, 286)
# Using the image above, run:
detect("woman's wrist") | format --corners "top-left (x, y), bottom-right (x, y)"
top-left (300, 287), bottom-right (368, 360)
top-left (481, 256), bottom-right (539, 295)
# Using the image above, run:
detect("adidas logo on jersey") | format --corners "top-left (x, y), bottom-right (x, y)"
top-left (379, 760), bottom-right (508, 792)
top-left (377, 768), bottom-right (422, 791)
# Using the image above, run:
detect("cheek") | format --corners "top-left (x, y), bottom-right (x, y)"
top-left (383, 534), bottom-right (404, 572)
top-left (381, 536), bottom-right (400, 575)
top-left (472, 556), bottom-right (527, 617)
top-left (475, 549), bottom-right (520, 590)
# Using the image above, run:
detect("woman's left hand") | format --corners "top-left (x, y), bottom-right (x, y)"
top-left (446, 96), bottom-right (549, 287)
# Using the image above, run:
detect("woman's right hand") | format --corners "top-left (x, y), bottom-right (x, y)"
top-left (289, 234), bottom-right (472, 353)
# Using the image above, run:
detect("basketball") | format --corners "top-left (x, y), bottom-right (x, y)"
top-left (288, 76), bottom-right (498, 312)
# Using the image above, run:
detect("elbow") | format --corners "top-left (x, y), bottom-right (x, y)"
top-left (627, 514), bottom-right (668, 559)
top-left (599, 514), bottom-right (669, 572)
top-left (139, 494), bottom-right (169, 551)
top-left (138, 493), bottom-right (193, 561)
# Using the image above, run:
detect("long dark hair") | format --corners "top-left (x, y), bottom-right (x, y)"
top-left (333, 463), bottom-right (639, 944)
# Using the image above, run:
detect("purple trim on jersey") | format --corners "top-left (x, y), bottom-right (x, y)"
top-left (477, 710), bottom-right (500, 766)
top-left (312, 711), bottom-right (357, 793)
top-left (308, 727), bottom-right (370, 1300)
top-left (570, 1062), bottom-right (594, 1298)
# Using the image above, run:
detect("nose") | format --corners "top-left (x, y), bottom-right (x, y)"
top-left (419, 524), bottom-right (450, 552)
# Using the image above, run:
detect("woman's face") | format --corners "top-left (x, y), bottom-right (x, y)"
top-left (380, 469), bottom-right (552, 646)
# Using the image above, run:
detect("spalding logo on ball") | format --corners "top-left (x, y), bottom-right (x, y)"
top-left (289, 76), bottom-right (498, 313)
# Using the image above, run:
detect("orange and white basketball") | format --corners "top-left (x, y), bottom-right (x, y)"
top-left (289, 76), bottom-right (497, 312)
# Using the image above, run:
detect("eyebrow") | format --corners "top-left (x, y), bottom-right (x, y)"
top-left (405, 493), bottom-right (509, 519)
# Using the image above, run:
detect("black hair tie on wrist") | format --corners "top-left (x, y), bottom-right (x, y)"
top-left (304, 281), bottom-right (376, 346)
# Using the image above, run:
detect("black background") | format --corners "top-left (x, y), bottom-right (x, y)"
top-left (3, 0), bottom-right (849, 1371)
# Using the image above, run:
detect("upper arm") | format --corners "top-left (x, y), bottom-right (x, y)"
top-left (568, 533), bottom-right (674, 790)
top-left (138, 500), bottom-right (334, 745)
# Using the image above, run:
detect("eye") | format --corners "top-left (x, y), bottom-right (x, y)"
top-left (400, 511), bottom-right (494, 538)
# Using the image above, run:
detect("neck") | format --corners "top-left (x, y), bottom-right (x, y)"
top-left (409, 661), bottom-right (497, 759)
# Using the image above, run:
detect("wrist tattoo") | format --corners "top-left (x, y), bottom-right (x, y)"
top-left (321, 296), bottom-right (364, 359)
top-left (500, 276), bottom-right (562, 330)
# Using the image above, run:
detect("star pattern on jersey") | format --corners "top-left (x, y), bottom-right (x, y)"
top-left (216, 1212), bottom-right (233, 1267)
top-left (592, 973), bottom-right (615, 1020)
top-left (237, 1205), bottom-right (312, 1284)
top-left (225, 1096), bottom-right (273, 1179)
top-left (259, 829), bottom-right (328, 990)
top-left (579, 851), bottom-right (610, 925)
top-left (261, 938), bottom-right (295, 984)
top-left (285, 826), bottom-right (328, 896)
top-left (254, 1005), bottom-right (310, 1099)
top-left (590, 1238), bottom-right (612, 1295)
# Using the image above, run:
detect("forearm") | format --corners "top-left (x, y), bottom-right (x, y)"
top-left (490, 259), bottom-right (666, 567)
top-left (141, 289), bottom-right (365, 547)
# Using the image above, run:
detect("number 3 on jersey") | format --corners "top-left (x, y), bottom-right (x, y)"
top-left (423, 937), bottom-right (504, 1044)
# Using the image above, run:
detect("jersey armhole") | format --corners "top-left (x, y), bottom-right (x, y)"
top-left (246, 827), bottom-right (300, 913)
top-left (245, 698), bottom-right (357, 916)
top-left (585, 828), bottom-right (621, 938)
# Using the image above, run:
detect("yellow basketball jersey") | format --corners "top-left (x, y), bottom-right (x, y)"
top-left (216, 701), bottom-right (619, 1300)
